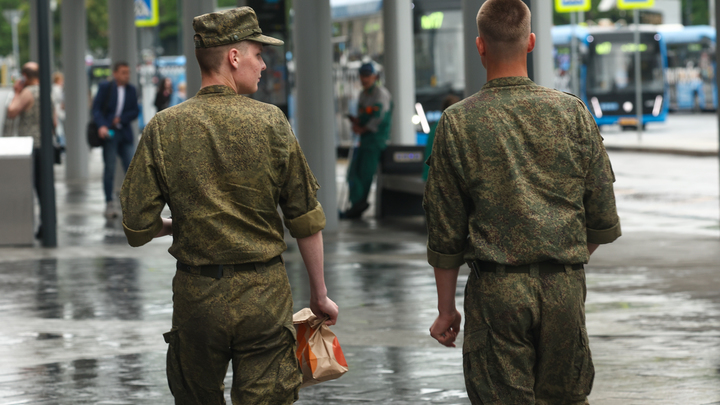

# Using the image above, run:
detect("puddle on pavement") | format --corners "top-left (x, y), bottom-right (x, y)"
top-left (326, 241), bottom-right (426, 256)
top-left (0, 258), bottom-right (166, 321)
top-left (0, 346), bottom-right (469, 405)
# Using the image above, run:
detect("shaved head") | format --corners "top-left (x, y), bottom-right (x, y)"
top-left (195, 41), bottom-right (252, 75)
top-left (477, 0), bottom-right (532, 58)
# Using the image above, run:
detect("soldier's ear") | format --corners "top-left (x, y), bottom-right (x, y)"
top-left (228, 48), bottom-right (240, 69)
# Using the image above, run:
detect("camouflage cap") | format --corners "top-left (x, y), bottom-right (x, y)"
top-left (193, 7), bottom-right (284, 49)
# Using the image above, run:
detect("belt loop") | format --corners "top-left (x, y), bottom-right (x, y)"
top-left (216, 264), bottom-right (224, 280)
top-left (495, 264), bottom-right (506, 277)
top-left (469, 261), bottom-right (481, 279)
top-left (254, 262), bottom-right (265, 273)
top-left (565, 264), bottom-right (573, 274)
top-left (529, 263), bottom-right (540, 278)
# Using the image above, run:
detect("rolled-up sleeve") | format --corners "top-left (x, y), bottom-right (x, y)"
top-left (583, 116), bottom-right (621, 245)
top-left (423, 115), bottom-right (471, 269)
top-left (279, 124), bottom-right (326, 239)
top-left (120, 119), bottom-right (167, 247)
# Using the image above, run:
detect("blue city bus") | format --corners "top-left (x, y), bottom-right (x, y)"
top-left (659, 25), bottom-right (716, 111)
top-left (552, 25), bottom-right (669, 128)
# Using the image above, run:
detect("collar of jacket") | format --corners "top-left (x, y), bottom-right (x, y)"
top-left (483, 76), bottom-right (535, 90)
top-left (197, 85), bottom-right (237, 96)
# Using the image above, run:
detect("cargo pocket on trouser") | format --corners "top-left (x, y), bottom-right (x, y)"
top-left (463, 327), bottom-right (499, 405)
top-left (163, 328), bottom-right (188, 399)
top-left (571, 326), bottom-right (595, 397)
top-left (271, 323), bottom-right (303, 404)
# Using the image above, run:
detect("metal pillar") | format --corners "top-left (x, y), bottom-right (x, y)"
top-left (462, 0), bottom-right (487, 97)
top-left (570, 12), bottom-right (579, 96)
top-left (715, 0), bottom-right (720, 231)
top-left (294, 0), bottom-right (338, 232)
top-left (62, 0), bottom-right (89, 183)
top-left (108, 1), bottom-right (138, 85)
top-left (182, 1), bottom-right (215, 98)
top-left (530, 0), bottom-right (554, 88)
top-left (711, 0), bottom-right (716, 27)
top-left (38, 0), bottom-right (57, 247)
top-left (30, 0), bottom-right (39, 62)
top-left (634, 9), bottom-right (643, 139)
top-left (383, 0), bottom-right (416, 145)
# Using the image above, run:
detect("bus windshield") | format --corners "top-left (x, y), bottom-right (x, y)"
top-left (587, 32), bottom-right (664, 95)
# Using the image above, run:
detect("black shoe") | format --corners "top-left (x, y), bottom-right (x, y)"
top-left (341, 201), bottom-right (369, 219)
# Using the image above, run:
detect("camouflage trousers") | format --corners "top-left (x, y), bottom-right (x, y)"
top-left (163, 259), bottom-right (302, 404)
top-left (462, 267), bottom-right (594, 405)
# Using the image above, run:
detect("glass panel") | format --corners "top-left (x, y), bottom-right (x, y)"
top-left (587, 33), bottom-right (664, 95)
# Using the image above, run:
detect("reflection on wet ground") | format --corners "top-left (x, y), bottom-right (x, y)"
top-left (0, 346), bottom-right (467, 405)
top-left (1, 151), bottom-right (719, 403)
top-left (1, 241), bottom-right (719, 404)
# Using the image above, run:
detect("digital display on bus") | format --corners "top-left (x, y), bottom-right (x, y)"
top-left (587, 32), bottom-right (664, 95)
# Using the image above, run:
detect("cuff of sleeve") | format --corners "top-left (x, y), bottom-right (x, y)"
top-left (587, 220), bottom-right (622, 244)
top-left (284, 203), bottom-right (326, 239)
top-left (427, 246), bottom-right (466, 269)
top-left (123, 217), bottom-right (163, 247)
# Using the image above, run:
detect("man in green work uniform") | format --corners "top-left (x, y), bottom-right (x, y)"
top-left (120, 7), bottom-right (338, 404)
top-left (424, 1), bottom-right (621, 404)
top-left (342, 62), bottom-right (392, 219)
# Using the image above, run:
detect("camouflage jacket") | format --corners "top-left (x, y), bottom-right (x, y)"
top-left (121, 85), bottom-right (325, 266)
top-left (424, 77), bottom-right (620, 269)
top-left (357, 82), bottom-right (392, 149)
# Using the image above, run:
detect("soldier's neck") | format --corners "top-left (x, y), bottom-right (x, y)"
top-left (485, 59), bottom-right (528, 82)
top-left (201, 72), bottom-right (237, 93)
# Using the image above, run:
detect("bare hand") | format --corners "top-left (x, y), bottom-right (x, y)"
top-left (311, 296), bottom-right (339, 326)
top-left (98, 126), bottom-right (110, 139)
top-left (112, 116), bottom-right (121, 126)
top-left (352, 123), bottom-right (363, 134)
top-left (13, 80), bottom-right (25, 94)
top-left (430, 309), bottom-right (462, 347)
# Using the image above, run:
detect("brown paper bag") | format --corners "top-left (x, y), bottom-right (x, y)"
top-left (293, 308), bottom-right (348, 388)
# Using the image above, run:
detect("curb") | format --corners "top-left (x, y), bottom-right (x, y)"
top-left (605, 145), bottom-right (719, 157)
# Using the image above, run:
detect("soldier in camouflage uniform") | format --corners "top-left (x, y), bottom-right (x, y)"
top-left (120, 7), bottom-right (338, 404)
top-left (342, 62), bottom-right (392, 219)
top-left (424, 1), bottom-right (621, 404)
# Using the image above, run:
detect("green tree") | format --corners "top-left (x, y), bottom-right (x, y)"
top-left (85, 0), bottom-right (109, 58)
top-left (158, 0), bottom-right (180, 55)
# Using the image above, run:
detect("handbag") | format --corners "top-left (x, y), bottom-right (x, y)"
top-left (86, 121), bottom-right (102, 147)
top-left (87, 83), bottom-right (113, 148)
top-left (293, 308), bottom-right (348, 388)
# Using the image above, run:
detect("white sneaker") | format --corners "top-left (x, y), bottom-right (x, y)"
top-left (105, 202), bottom-right (118, 219)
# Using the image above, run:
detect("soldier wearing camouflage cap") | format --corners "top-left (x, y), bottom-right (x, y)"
top-left (120, 7), bottom-right (338, 404)
top-left (424, 0), bottom-right (621, 403)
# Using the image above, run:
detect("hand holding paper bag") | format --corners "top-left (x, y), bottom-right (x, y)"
top-left (293, 308), bottom-right (348, 388)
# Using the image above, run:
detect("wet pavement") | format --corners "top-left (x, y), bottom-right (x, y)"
top-left (1, 148), bottom-right (720, 404)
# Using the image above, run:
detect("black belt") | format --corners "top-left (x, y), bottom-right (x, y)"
top-left (177, 256), bottom-right (282, 280)
top-left (468, 260), bottom-right (583, 276)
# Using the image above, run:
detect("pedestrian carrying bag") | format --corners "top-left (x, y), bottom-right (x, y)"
top-left (293, 308), bottom-right (348, 388)
top-left (87, 83), bottom-right (113, 148)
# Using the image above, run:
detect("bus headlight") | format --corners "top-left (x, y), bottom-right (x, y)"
top-left (652, 95), bottom-right (663, 116)
top-left (590, 97), bottom-right (603, 118)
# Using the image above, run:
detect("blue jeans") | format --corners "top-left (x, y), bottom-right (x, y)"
top-left (102, 135), bottom-right (135, 202)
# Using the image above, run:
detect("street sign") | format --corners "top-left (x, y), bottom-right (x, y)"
top-left (135, 0), bottom-right (159, 27)
top-left (617, 0), bottom-right (655, 10)
top-left (555, 0), bottom-right (591, 13)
